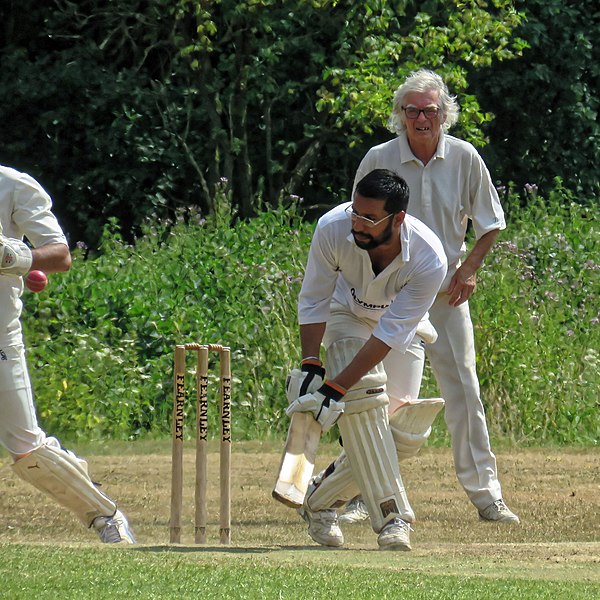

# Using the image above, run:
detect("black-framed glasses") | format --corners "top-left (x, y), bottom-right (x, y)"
top-left (402, 106), bottom-right (441, 119)
top-left (345, 205), bottom-right (394, 228)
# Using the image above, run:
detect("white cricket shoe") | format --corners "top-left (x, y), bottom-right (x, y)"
top-left (298, 507), bottom-right (344, 547)
top-left (478, 499), bottom-right (520, 523)
top-left (93, 509), bottom-right (136, 543)
top-left (377, 517), bottom-right (412, 551)
top-left (338, 496), bottom-right (370, 524)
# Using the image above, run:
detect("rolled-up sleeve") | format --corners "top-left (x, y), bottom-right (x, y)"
top-left (467, 154), bottom-right (506, 240)
top-left (373, 257), bottom-right (447, 353)
top-left (11, 173), bottom-right (68, 248)
top-left (298, 225), bottom-right (339, 325)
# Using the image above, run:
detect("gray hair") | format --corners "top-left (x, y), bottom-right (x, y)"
top-left (387, 69), bottom-right (460, 135)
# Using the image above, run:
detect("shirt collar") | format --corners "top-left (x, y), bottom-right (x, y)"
top-left (398, 131), bottom-right (446, 163)
top-left (400, 218), bottom-right (411, 262)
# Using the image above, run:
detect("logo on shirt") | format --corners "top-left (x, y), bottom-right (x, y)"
top-left (350, 288), bottom-right (390, 311)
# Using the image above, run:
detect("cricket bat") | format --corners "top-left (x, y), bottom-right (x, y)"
top-left (272, 412), bottom-right (322, 508)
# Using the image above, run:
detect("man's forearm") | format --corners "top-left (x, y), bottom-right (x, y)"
top-left (31, 243), bottom-right (72, 273)
top-left (299, 322), bottom-right (326, 360)
top-left (462, 229), bottom-right (500, 272)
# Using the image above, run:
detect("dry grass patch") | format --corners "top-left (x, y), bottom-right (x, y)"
top-left (0, 442), bottom-right (598, 583)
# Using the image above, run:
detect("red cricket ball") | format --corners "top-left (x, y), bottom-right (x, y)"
top-left (25, 270), bottom-right (48, 293)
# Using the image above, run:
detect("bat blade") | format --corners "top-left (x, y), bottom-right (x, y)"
top-left (272, 412), bottom-right (321, 508)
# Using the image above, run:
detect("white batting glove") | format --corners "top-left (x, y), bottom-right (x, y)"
top-left (285, 358), bottom-right (325, 404)
top-left (0, 235), bottom-right (32, 276)
top-left (286, 381), bottom-right (346, 433)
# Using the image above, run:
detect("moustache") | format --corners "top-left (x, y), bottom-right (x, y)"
top-left (351, 230), bottom-right (373, 241)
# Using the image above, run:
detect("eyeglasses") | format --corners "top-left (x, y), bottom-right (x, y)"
top-left (402, 106), bottom-right (441, 119)
top-left (345, 205), bottom-right (394, 228)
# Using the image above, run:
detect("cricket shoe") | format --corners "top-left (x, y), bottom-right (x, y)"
top-left (377, 517), bottom-right (413, 551)
top-left (93, 509), bottom-right (136, 543)
top-left (478, 499), bottom-right (520, 523)
top-left (338, 496), bottom-right (370, 524)
top-left (298, 506), bottom-right (344, 547)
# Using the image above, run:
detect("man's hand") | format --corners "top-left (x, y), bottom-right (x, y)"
top-left (0, 235), bottom-right (32, 276)
top-left (285, 358), bottom-right (325, 404)
top-left (286, 381), bottom-right (346, 432)
top-left (446, 265), bottom-right (476, 307)
top-left (448, 229), bottom-right (499, 306)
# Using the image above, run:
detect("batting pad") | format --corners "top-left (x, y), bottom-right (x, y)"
top-left (309, 406), bottom-right (414, 532)
top-left (390, 398), bottom-right (445, 461)
top-left (325, 338), bottom-right (389, 413)
top-left (306, 453), bottom-right (357, 512)
top-left (12, 438), bottom-right (116, 527)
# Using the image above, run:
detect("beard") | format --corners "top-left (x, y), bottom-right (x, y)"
top-left (351, 219), bottom-right (394, 250)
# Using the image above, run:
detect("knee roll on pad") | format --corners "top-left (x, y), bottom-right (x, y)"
top-left (305, 453), bottom-right (358, 512)
top-left (390, 399), bottom-right (445, 461)
top-left (12, 438), bottom-right (117, 527)
top-left (325, 338), bottom-right (389, 414)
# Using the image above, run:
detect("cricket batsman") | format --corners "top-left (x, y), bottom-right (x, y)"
top-left (281, 168), bottom-right (447, 550)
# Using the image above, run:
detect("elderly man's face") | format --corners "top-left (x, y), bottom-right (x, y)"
top-left (402, 90), bottom-right (444, 146)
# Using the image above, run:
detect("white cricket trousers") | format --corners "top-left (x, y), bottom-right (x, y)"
top-left (0, 342), bottom-right (46, 457)
top-left (427, 294), bottom-right (503, 509)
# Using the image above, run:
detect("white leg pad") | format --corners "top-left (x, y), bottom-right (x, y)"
top-left (310, 406), bottom-right (414, 532)
top-left (325, 338), bottom-right (389, 413)
top-left (12, 438), bottom-right (117, 527)
top-left (306, 454), bottom-right (358, 512)
top-left (390, 398), bottom-right (445, 461)
top-left (311, 398), bottom-right (445, 515)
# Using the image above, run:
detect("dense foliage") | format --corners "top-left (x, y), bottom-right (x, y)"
top-left (0, 0), bottom-right (531, 247)
top-left (21, 184), bottom-right (599, 446)
top-left (23, 189), bottom-right (311, 441)
top-left (469, 0), bottom-right (599, 198)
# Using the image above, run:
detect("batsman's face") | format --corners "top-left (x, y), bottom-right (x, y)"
top-left (349, 195), bottom-right (401, 250)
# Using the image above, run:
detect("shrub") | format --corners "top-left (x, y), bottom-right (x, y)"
top-left (21, 183), bottom-right (598, 445)
top-left (469, 181), bottom-right (599, 445)
top-left (23, 199), bottom-right (313, 441)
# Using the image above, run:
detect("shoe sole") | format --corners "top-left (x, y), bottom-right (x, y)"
top-left (478, 514), bottom-right (520, 524)
top-left (378, 541), bottom-right (412, 551)
top-left (308, 534), bottom-right (344, 548)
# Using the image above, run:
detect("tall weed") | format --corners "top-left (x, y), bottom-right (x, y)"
top-left (23, 199), bottom-right (312, 441)
top-left (21, 183), bottom-right (598, 444)
top-left (469, 181), bottom-right (598, 445)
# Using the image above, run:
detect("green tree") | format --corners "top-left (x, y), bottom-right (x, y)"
top-left (0, 0), bottom-right (525, 246)
top-left (468, 0), bottom-right (599, 198)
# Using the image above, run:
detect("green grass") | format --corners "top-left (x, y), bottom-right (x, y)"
top-left (2, 544), bottom-right (598, 600)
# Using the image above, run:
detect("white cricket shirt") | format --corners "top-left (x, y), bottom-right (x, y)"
top-left (298, 204), bottom-right (447, 353)
top-left (0, 166), bottom-right (68, 341)
top-left (354, 132), bottom-right (505, 289)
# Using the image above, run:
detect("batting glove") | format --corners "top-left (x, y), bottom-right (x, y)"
top-left (285, 358), bottom-right (326, 404)
top-left (286, 381), bottom-right (346, 433)
top-left (0, 235), bottom-right (32, 276)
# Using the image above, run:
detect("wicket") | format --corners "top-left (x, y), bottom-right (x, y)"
top-left (169, 343), bottom-right (232, 544)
